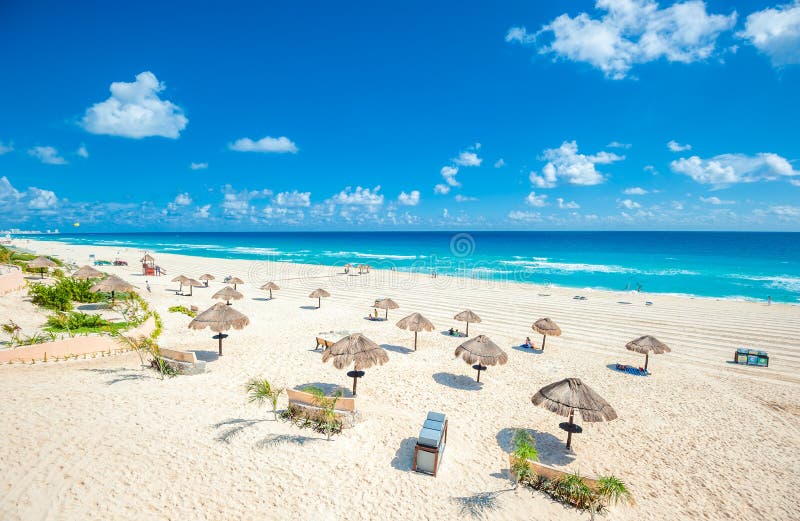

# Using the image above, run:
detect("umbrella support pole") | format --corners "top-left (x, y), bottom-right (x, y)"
top-left (414, 331), bottom-right (418, 350)
top-left (269, 289), bottom-right (273, 299)
top-left (318, 297), bottom-right (321, 308)
top-left (466, 322), bottom-right (469, 336)
top-left (385, 309), bottom-right (388, 319)
top-left (218, 333), bottom-right (223, 356)
top-left (541, 335), bottom-right (546, 351)
top-left (352, 374), bottom-right (358, 396)
top-left (644, 353), bottom-right (649, 371)
top-left (566, 410), bottom-right (574, 450)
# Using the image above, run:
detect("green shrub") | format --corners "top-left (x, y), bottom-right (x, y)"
top-left (28, 276), bottom-right (105, 311)
top-left (46, 311), bottom-right (110, 331)
top-left (168, 305), bottom-right (196, 317)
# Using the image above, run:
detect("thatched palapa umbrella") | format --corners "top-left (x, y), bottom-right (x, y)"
top-left (188, 302), bottom-right (250, 356)
top-left (72, 265), bottom-right (103, 280)
top-left (322, 333), bottom-right (388, 395)
top-left (309, 288), bottom-right (330, 308)
top-left (626, 335), bottom-right (670, 372)
top-left (260, 281), bottom-right (280, 299)
top-left (27, 256), bottom-right (58, 278)
top-left (212, 286), bottom-right (243, 306)
top-left (90, 275), bottom-right (134, 302)
top-left (172, 274), bottom-right (190, 294)
top-left (532, 378), bottom-right (617, 450)
top-left (228, 276), bottom-right (244, 290)
top-left (374, 298), bottom-right (399, 319)
top-left (532, 318), bottom-right (561, 351)
top-left (454, 334), bottom-right (507, 382)
top-left (185, 278), bottom-right (204, 297)
top-left (396, 312), bottom-right (435, 350)
top-left (199, 273), bottom-right (215, 287)
top-left (454, 309), bottom-right (481, 336)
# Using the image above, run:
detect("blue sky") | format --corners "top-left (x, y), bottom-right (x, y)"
top-left (1, 0), bottom-right (799, 231)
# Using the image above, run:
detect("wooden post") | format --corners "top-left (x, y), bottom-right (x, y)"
top-left (352, 373), bottom-right (358, 395)
top-left (218, 332), bottom-right (223, 356)
top-left (318, 297), bottom-right (321, 308)
top-left (541, 334), bottom-right (547, 351)
top-left (565, 409), bottom-right (574, 450)
top-left (466, 322), bottom-right (470, 336)
top-left (644, 353), bottom-right (649, 371)
top-left (414, 331), bottom-right (418, 350)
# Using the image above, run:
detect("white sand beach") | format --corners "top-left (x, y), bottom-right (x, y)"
top-left (1, 239), bottom-right (799, 521)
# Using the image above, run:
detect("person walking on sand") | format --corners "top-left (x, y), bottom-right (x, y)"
top-left (146, 280), bottom-right (151, 293)
top-left (768, 296), bottom-right (772, 306)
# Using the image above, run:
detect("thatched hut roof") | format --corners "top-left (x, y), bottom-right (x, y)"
top-left (454, 309), bottom-right (481, 324)
top-left (374, 298), bottom-right (399, 310)
top-left (260, 282), bottom-right (280, 290)
top-left (72, 265), bottom-right (103, 280)
top-left (172, 275), bottom-right (190, 284)
top-left (626, 335), bottom-right (671, 355)
top-left (212, 286), bottom-right (243, 301)
top-left (454, 335), bottom-right (507, 366)
top-left (322, 333), bottom-right (388, 370)
top-left (199, 274), bottom-right (215, 281)
top-left (396, 312), bottom-right (435, 332)
top-left (533, 318), bottom-right (562, 337)
top-left (532, 378), bottom-right (617, 423)
top-left (309, 288), bottom-right (330, 299)
top-left (228, 277), bottom-right (244, 285)
top-left (188, 302), bottom-right (250, 332)
top-left (90, 275), bottom-right (134, 293)
top-left (27, 256), bottom-right (58, 269)
top-left (186, 278), bottom-right (204, 287)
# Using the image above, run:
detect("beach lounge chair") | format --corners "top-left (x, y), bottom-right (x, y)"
top-left (413, 412), bottom-right (448, 477)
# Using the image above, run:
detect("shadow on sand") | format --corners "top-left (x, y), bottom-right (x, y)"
top-left (433, 372), bottom-right (483, 391)
top-left (496, 427), bottom-right (575, 466)
top-left (381, 343), bottom-right (413, 355)
top-left (390, 436), bottom-right (418, 471)
top-left (299, 305), bottom-right (320, 310)
top-left (190, 350), bottom-right (220, 362)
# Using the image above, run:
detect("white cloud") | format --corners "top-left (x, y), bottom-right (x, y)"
top-left (534, 140), bottom-right (623, 187)
top-left (274, 190), bottom-right (311, 207)
top-left (229, 136), bottom-right (298, 153)
top-left (76, 144), bottom-right (89, 158)
top-left (671, 152), bottom-right (800, 186)
top-left (190, 162), bottom-right (208, 170)
top-left (557, 198), bottom-right (581, 209)
top-left (434, 184), bottom-right (451, 195)
top-left (193, 204), bottom-right (211, 219)
top-left (699, 195), bottom-right (734, 205)
top-left (618, 198), bottom-right (641, 209)
top-left (82, 71), bottom-right (188, 139)
top-left (263, 206), bottom-right (305, 223)
top-left (671, 201), bottom-right (685, 210)
top-left (440, 165), bottom-right (460, 187)
top-left (221, 185), bottom-right (272, 219)
top-left (397, 190), bottom-right (420, 206)
top-left (494, 158), bottom-right (506, 168)
top-left (738, 1), bottom-right (800, 66)
top-left (508, 210), bottom-right (543, 222)
top-left (623, 187), bottom-right (648, 195)
top-left (454, 194), bottom-right (478, 202)
top-left (769, 205), bottom-right (800, 217)
top-left (331, 186), bottom-right (383, 205)
top-left (607, 141), bottom-right (631, 149)
top-left (27, 187), bottom-right (58, 210)
top-left (668, 140), bottom-right (692, 152)
top-left (512, 0), bottom-right (737, 79)
top-left (790, 179), bottom-right (800, 187)
top-left (0, 141), bottom-right (13, 155)
top-left (644, 164), bottom-right (658, 175)
top-left (526, 191), bottom-right (549, 207)
top-left (453, 151), bottom-right (482, 167)
top-left (28, 146), bottom-right (67, 165)
top-left (173, 193), bottom-right (192, 206)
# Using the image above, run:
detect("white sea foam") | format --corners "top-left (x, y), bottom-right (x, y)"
top-left (727, 274), bottom-right (800, 293)
top-left (323, 250), bottom-right (423, 260)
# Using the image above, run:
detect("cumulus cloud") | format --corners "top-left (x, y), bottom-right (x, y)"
top-left (453, 151), bottom-right (482, 167)
top-left (433, 184), bottom-right (451, 195)
top-left (274, 190), bottom-right (311, 207)
top-left (263, 206), bottom-right (305, 223)
top-left (508, 210), bottom-right (543, 222)
top-left (28, 146), bottom-right (67, 165)
top-left (607, 141), bottom-right (631, 148)
top-left (173, 193), bottom-right (192, 206)
top-left (76, 144), bottom-right (89, 158)
top-left (454, 194), bottom-right (478, 202)
top-left (671, 152), bottom-right (800, 186)
top-left (27, 188), bottom-right (58, 210)
top-left (82, 71), bottom-right (188, 139)
top-left (557, 198), bottom-right (581, 209)
top-left (331, 186), bottom-right (383, 205)
top-left (699, 195), bottom-right (734, 205)
top-left (618, 198), bottom-right (641, 209)
top-left (0, 176), bottom-right (59, 213)
top-left (221, 185), bottom-right (272, 219)
top-left (494, 158), bottom-right (506, 168)
top-left (526, 191), bottom-right (549, 207)
top-left (509, 0), bottom-right (737, 79)
top-left (623, 187), bottom-right (648, 195)
top-left (229, 136), bottom-right (298, 153)
top-left (531, 140), bottom-right (623, 187)
top-left (440, 165), bottom-right (460, 188)
top-left (397, 190), bottom-right (420, 206)
top-left (0, 141), bottom-right (13, 155)
top-left (193, 204), bottom-right (211, 219)
top-left (190, 162), bottom-right (208, 170)
top-left (668, 140), bottom-right (692, 152)
top-left (738, 1), bottom-right (800, 66)
top-left (769, 205), bottom-right (800, 217)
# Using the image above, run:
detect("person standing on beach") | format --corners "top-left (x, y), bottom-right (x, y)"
top-left (768, 296), bottom-right (772, 306)
top-left (146, 280), bottom-right (151, 293)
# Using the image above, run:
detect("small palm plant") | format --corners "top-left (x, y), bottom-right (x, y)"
top-left (246, 378), bottom-right (284, 420)
top-left (304, 386), bottom-right (343, 441)
top-left (590, 475), bottom-right (634, 518)
top-left (1, 320), bottom-right (22, 346)
top-left (553, 472), bottom-right (594, 511)
top-left (510, 429), bottom-right (539, 484)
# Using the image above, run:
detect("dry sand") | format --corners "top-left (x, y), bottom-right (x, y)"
top-left (1, 239), bottom-right (799, 520)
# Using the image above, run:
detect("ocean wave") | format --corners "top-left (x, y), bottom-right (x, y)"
top-left (323, 250), bottom-right (424, 260)
top-left (726, 274), bottom-right (800, 293)
top-left (499, 259), bottom-right (636, 274)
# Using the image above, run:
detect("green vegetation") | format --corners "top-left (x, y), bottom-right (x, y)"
top-left (0, 246), bottom-right (62, 271)
top-left (44, 311), bottom-right (129, 335)
top-left (246, 378), bottom-right (284, 420)
top-left (278, 386), bottom-right (344, 440)
top-left (168, 305), bottom-right (196, 317)
top-left (28, 276), bottom-right (105, 311)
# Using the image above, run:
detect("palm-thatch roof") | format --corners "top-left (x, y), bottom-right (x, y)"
top-left (533, 318), bottom-right (561, 336)
top-left (90, 275), bottom-right (134, 294)
top-left (72, 265), bottom-right (103, 280)
top-left (626, 335), bottom-right (670, 355)
top-left (260, 282), bottom-right (280, 291)
top-left (172, 274), bottom-right (190, 284)
top-left (396, 312), bottom-right (435, 332)
top-left (27, 256), bottom-right (58, 269)
top-left (454, 309), bottom-right (481, 323)
top-left (309, 288), bottom-right (330, 298)
top-left (199, 274), bottom-right (215, 281)
top-left (374, 298), bottom-right (399, 310)
top-left (322, 333), bottom-right (388, 370)
top-left (532, 378), bottom-right (617, 423)
top-left (212, 286), bottom-right (243, 303)
top-left (455, 335), bottom-right (507, 366)
top-left (228, 276), bottom-right (244, 285)
top-left (189, 302), bottom-right (250, 332)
